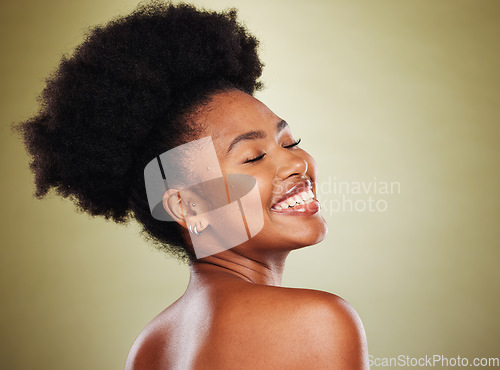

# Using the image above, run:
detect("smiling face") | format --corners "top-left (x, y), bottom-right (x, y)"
top-left (191, 89), bottom-right (328, 256)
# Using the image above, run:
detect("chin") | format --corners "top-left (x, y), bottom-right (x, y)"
top-left (286, 209), bottom-right (329, 246)
top-left (294, 218), bottom-right (328, 249)
top-left (257, 214), bottom-right (329, 252)
top-left (312, 221), bottom-right (329, 245)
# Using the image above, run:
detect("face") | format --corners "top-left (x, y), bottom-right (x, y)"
top-left (192, 89), bottom-right (328, 256)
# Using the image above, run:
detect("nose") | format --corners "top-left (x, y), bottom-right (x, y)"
top-left (274, 148), bottom-right (308, 180)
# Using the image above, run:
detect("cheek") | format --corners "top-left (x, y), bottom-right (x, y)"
top-left (255, 172), bottom-right (276, 207)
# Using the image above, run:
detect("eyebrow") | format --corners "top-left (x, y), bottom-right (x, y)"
top-left (226, 120), bottom-right (288, 154)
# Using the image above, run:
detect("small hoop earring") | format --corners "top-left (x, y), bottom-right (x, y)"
top-left (194, 225), bottom-right (202, 236)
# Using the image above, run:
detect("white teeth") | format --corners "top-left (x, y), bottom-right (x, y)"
top-left (273, 188), bottom-right (316, 210)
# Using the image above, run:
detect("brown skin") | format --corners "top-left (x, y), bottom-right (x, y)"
top-left (125, 90), bottom-right (369, 369)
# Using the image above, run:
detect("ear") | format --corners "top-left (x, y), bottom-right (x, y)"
top-left (162, 189), bottom-right (184, 227)
top-left (162, 188), bottom-right (208, 229)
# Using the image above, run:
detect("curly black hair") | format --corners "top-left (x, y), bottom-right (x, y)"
top-left (14, 1), bottom-right (264, 262)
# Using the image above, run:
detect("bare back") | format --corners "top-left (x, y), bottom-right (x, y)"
top-left (125, 272), bottom-right (368, 369)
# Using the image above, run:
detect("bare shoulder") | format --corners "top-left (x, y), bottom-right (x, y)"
top-left (214, 285), bottom-right (369, 369)
top-left (288, 288), bottom-right (369, 369)
top-left (124, 285), bottom-right (369, 369)
top-left (124, 312), bottom-right (170, 370)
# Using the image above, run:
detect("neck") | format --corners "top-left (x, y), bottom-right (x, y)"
top-left (189, 248), bottom-right (290, 286)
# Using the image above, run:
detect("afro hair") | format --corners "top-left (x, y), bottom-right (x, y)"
top-left (15, 1), bottom-right (264, 262)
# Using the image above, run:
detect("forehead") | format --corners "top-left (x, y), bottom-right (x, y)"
top-left (197, 90), bottom-right (280, 143)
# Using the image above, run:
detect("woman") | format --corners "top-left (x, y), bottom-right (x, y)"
top-left (16, 2), bottom-right (368, 368)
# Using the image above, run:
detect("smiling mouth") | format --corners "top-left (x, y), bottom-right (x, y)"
top-left (270, 180), bottom-right (320, 216)
top-left (271, 189), bottom-right (315, 210)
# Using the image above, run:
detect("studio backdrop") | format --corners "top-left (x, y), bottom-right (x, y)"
top-left (1, 0), bottom-right (499, 369)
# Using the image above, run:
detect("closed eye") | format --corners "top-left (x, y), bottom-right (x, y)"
top-left (243, 139), bottom-right (301, 164)
top-left (244, 153), bottom-right (266, 163)
top-left (283, 138), bottom-right (301, 148)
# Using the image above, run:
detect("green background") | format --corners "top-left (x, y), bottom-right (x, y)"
top-left (1, 0), bottom-right (499, 368)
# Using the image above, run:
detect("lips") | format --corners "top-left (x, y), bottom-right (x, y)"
top-left (272, 188), bottom-right (315, 210)
top-left (270, 179), bottom-right (320, 215)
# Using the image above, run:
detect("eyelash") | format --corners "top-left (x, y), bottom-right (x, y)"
top-left (284, 138), bottom-right (301, 149)
top-left (244, 138), bottom-right (302, 164)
